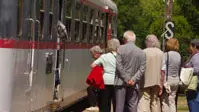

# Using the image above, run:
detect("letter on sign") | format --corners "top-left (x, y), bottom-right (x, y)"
top-left (165, 21), bottom-right (175, 39)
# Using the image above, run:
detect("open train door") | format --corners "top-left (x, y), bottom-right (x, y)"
top-left (52, 0), bottom-right (71, 106)
top-left (53, 20), bottom-right (69, 105)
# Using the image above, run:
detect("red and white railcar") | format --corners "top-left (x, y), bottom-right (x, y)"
top-left (0, 0), bottom-right (117, 111)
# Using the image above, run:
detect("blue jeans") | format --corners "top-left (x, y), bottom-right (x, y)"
top-left (186, 85), bottom-right (199, 112)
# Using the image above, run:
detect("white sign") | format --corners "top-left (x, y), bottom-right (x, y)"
top-left (161, 21), bottom-right (175, 39)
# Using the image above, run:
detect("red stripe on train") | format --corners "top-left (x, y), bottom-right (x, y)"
top-left (0, 39), bottom-right (105, 49)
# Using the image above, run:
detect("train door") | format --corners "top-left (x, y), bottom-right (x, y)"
top-left (52, 0), bottom-right (69, 103)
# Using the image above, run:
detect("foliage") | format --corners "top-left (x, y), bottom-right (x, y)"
top-left (113, 0), bottom-right (199, 56)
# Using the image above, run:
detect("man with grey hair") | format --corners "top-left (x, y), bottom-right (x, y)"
top-left (115, 31), bottom-right (146, 112)
top-left (137, 34), bottom-right (163, 112)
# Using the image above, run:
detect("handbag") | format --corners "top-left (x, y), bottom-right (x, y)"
top-left (187, 75), bottom-right (198, 91)
top-left (180, 67), bottom-right (194, 85)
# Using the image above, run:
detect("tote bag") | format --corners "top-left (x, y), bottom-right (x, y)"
top-left (180, 67), bottom-right (194, 86)
top-left (187, 75), bottom-right (198, 90)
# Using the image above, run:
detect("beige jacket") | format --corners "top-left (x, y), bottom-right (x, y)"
top-left (142, 48), bottom-right (163, 88)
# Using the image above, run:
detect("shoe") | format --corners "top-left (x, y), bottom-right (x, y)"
top-left (92, 107), bottom-right (99, 111)
top-left (86, 106), bottom-right (99, 111)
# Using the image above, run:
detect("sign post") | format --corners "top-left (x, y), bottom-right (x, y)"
top-left (162, 0), bottom-right (174, 52)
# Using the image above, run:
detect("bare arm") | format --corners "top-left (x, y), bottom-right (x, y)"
top-left (91, 55), bottom-right (103, 68)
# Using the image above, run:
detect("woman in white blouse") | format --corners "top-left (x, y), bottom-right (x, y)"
top-left (91, 38), bottom-right (120, 112)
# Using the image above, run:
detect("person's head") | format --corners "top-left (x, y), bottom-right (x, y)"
top-left (89, 45), bottom-right (103, 59)
top-left (123, 30), bottom-right (136, 43)
top-left (107, 38), bottom-right (120, 52)
top-left (189, 39), bottom-right (199, 54)
top-left (166, 38), bottom-right (179, 52)
top-left (145, 34), bottom-right (160, 48)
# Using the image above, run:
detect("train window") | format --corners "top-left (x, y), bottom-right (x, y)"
top-left (65, 0), bottom-right (72, 42)
top-left (83, 6), bottom-right (88, 21)
top-left (75, 2), bottom-right (81, 19)
top-left (40, 10), bottom-right (44, 39)
top-left (48, 0), bottom-right (53, 40)
top-left (42, 0), bottom-right (54, 41)
top-left (79, 3), bottom-right (83, 43)
top-left (74, 20), bottom-right (80, 42)
top-left (89, 25), bottom-right (93, 43)
top-left (49, 12), bottom-right (53, 38)
top-left (65, 17), bottom-right (71, 41)
top-left (34, 0), bottom-right (42, 41)
top-left (82, 22), bottom-right (87, 42)
top-left (100, 13), bottom-right (106, 44)
top-left (89, 8), bottom-right (95, 43)
top-left (111, 16), bottom-right (117, 38)
top-left (41, 0), bottom-right (44, 10)
top-left (66, 0), bottom-right (72, 17)
top-left (93, 11), bottom-right (100, 43)
top-left (40, 0), bottom-right (45, 39)
top-left (74, 2), bottom-right (81, 42)
top-left (39, 0), bottom-right (54, 41)
top-left (17, 0), bottom-right (23, 38)
top-left (50, 0), bottom-right (54, 12)
top-left (81, 6), bottom-right (89, 43)
top-left (90, 9), bottom-right (94, 23)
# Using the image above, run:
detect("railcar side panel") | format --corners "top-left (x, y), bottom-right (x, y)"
top-left (0, 49), bottom-right (15, 112)
top-left (30, 49), bottom-right (55, 111)
top-left (60, 49), bottom-right (92, 98)
top-left (11, 49), bottom-right (32, 112)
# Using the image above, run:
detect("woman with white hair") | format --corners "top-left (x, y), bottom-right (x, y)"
top-left (86, 45), bottom-right (103, 111)
top-left (91, 38), bottom-right (120, 112)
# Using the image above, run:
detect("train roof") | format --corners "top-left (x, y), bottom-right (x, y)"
top-left (81, 0), bottom-right (118, 14)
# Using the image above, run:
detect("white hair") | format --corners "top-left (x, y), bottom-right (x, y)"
top-left (89, 45), bottom-right (103, 54)
top-left (107, 38), bottom-right (120, 52)
top-left (145, 34), bottom-right (160, 48)
top-left (123, 30), bottom-right (136, 42)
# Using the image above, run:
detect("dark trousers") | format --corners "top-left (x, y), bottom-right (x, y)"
top-left (186, 86), bottom-right (199, 112)
top-left (115, 86), bottom-right (139, 112)
top-left (99, 85), bottom-right (116, 112)
top-left (87, 86), bottom-right (98, 107)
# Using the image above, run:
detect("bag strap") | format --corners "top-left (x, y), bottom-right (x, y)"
top-left (111, 52), bottom-right (117, 58)
top-left (178, 56), bottom-right (183, 81)
top-left (166, 52), bottom-right (169, 81)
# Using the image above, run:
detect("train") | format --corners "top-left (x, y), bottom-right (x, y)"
top-left (0, 0), bottom-right (117, 111)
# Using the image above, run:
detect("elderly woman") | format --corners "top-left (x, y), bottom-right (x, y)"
top-left (161, 38), bottom-right (181, 112)
top-left (138, 34), bottom-right (163, 112)
top-left (91, 38), bottom-right (120, 112)
top-left (86, 45), bottom-right (103, 111)
top-left (185, 39), bottom-right (199, 112)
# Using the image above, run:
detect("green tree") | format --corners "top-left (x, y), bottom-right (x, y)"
top-left (114, 0), bottom-right (199, 56)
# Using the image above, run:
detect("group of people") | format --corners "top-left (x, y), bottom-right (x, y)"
top-left (86, 30), bottom-right (199, 112)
